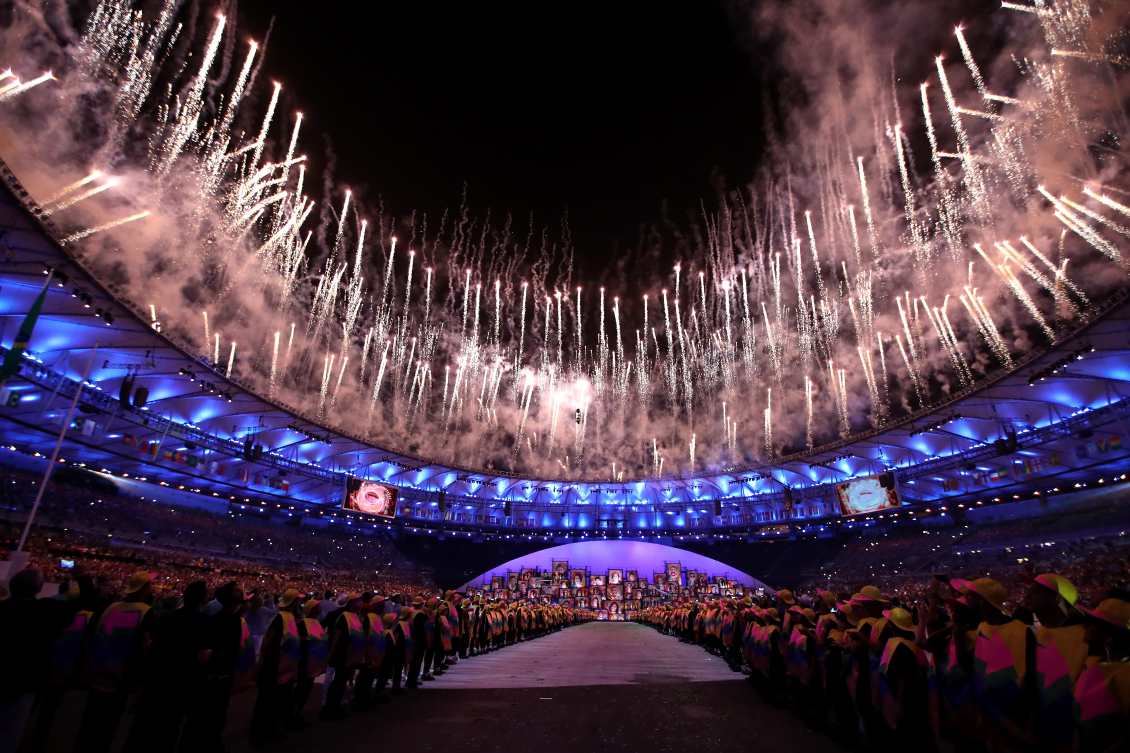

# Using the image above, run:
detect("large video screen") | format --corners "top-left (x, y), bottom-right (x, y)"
top-left (343, 478), bottom-right (398, 517)
top-left (835, 473), bottom-right (899, 516)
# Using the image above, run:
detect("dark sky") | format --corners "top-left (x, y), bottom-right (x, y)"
top-left (239, 2), bottom-right (767, 273)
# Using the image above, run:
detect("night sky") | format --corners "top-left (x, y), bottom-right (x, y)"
top-left (239, 2), bottom-right (768, 276)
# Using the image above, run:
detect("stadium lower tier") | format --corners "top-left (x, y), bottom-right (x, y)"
top-left (1, 456), bottom-right (1129, 751)
top-left (1, 549), bottom-right (1127, 752)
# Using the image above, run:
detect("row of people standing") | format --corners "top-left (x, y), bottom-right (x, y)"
top-left (640, 575), bottom-right (1129, 753)
top-left (0, 567), bottom-right (590, 753)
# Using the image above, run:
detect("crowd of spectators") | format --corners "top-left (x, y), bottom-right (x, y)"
top-left (641, 538), bottom-right (1130, 752)
top-left (0, 561), bottom-right (590, 752)
top-left (3, 466), bottom-right (1130, 751)
top-left (0, 468), bottom-right (429, 596)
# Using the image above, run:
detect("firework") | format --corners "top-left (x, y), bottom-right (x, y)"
top-left (59, 210), bottom-right (151, 245)
top-left (4, 0), bottom-right (1126, 479)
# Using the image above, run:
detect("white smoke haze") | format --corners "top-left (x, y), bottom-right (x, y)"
top-left (0, 0), bottom-right (1127, 481)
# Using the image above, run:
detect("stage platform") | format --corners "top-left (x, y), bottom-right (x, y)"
top-left (424, 621), bottom-right (739, 688)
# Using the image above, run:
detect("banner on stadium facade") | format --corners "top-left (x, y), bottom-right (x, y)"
top-left (1075, 435), bottom-right (1122, 458)
top-left (119, 433), bottom-right (290, 491)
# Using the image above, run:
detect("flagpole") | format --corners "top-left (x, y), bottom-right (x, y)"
top-left (16, 345), bottom-right (98, 553)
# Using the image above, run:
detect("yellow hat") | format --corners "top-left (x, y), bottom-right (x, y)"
top-left (776, 589), bottom-right (796, 605)
top-left (852, 585), bottom-right (888, 604)
top-left (1082, 598), bottom-right (1130, 631)
top-left (125, 571), bottom-right (152, 595)
top-left (968, 578), bottom-right (1010, 614)
top-left (1034, 573), bottom-right (1078, 606)
top-left (883, 607), bottom-right (915, 633)
top-left (279, 588), bottom-right (301, 609)
top-left (835, 601), bottom-right (861, 627)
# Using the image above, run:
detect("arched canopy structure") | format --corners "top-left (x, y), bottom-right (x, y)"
top-left (459, 540), bottom-right (769, 591)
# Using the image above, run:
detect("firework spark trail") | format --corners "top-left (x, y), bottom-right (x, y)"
top-left (318, 353), bottom-right (335, 417)
top-left (854, 157), bottom-right (881, 264)
top-left (1041, 186), bottom-right (1125, 267)
top-left (472, 283), bottom-right (482, 363)
top-left (920, 84), bottom-right (961, 257)
top-left (837, 368), bottom-right (849, 437)
top-left (895, 296), bottom-right (924, 398)
top-left (1051, 48), bottom-right (1129, 66)
top-left (1000, 262), bottom-right (1057, 342)
top-left (115, 0), bottom-right (177, 122)
top-left (856, 345), bottom-right (880, 420)
top-left (923, 299), bottom-right (969, 387)
top-left (661, 289), bottom-right (676, 404)
top-left (0, 71), bottom-right (54, 103)
top-left (996, 240), bottom-right (1083, 318)
top-left (934, 55), bottom-right (990, 219)
top-left (42, 170), bottom-right (102, 205)
top-left (555, 291), bottom-right (564, 370)
top-left (893, 124), bottom-right (929, 266)
top-left (803, 375), bottom-right (814, 451)
top-left (269, 331), bottom-right (280, 396)
top-left (894, 333), bottom-right (924, 408)
top-left (960, 288), bottom-right (1013, 367)
top-left (249, 82), bottom-right (281, 176)
top-left (1001, 1), bottom-right (1050, 15)
top-left (939, 304), bottom-right (972, 383)
top-left (1061, 195), bottom-right (1130, 238)
top-left (763, 388), bottom-right (772, 457)
top-left (370, 343), bottom-right (390, 412)
top-left (328, 190), bottom-right (352, 268)
top-left (59, 210), bottom-right (151, 245)
top-left (1018, 236), bottom-right (1089, 307)
top-left (219, 41), bottom-right (259, 142)
top-left (235, 190), bottom-right (287, 227)
top-left (867, 332), bottom-right (887, 414)
top-left (1083, 187), bottom-right (1130, 219)
top-left (42, 177), bottom-right (119, 215)
top-left (155, 13), bottom-right (225, 176)
top-left (341, 220), bottom-right (369, 344)
top-left (493, 279), bottom-right (501, 349)
top-left (1057, 207), bottom-right (1123, 264)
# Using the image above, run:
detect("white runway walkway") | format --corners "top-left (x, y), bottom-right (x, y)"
top-left (424, 621), bottom-right (741, 689)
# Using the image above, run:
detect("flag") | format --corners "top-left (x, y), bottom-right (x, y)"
top-left (0, 274), bottom-right (51, 384)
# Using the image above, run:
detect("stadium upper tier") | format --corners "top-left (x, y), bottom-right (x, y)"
top-left (2, 161), bottom-right (1130, 535)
